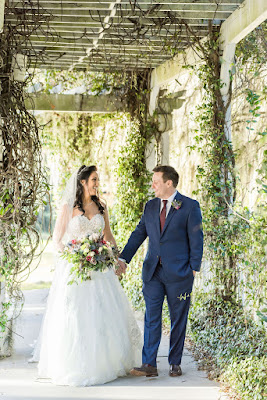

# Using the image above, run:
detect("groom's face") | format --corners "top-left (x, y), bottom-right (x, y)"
top-left (152, 172), bottom-right (173, 199)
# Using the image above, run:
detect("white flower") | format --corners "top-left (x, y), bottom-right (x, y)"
top-left (88, 251), bottom-right (95, 257)
top-left (91, 233), bottom-right (99, 241)
top-left (98, 247), bottom-right (103, 253)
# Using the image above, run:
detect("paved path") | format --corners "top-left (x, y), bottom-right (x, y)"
top-left (0, 289), bottom-right (226, 400)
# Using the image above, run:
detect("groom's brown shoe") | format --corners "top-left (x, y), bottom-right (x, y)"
top-left (130, 364), bottom-right (158, 377)
top-left (169, 364), bottom-right (182, 377)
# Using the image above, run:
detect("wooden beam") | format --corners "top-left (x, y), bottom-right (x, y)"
top-left (220, 0), bottom-right (267, 96)
top-left (32, 0), bottom-right (244, 4)
top-left (13, 2), bottom-right (240, 13)
top-left (220, 0), bottom-right (267, 45)
top-left (26, 93), bottom-right (126, 112)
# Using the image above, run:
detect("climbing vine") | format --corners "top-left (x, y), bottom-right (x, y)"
top-left (187, 23), bottom-right (267, 400)
top-left (40, 112), bottom-right (94, 192)
top-left (110, 71), bottom-right (159, 307)
top-left (0, 0), bottom-right (53, 346)
top-left (187, 26), bottom-right (238, 301)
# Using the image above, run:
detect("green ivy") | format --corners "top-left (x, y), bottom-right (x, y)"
top-left (111, 117), bottom-right (152, 304)
top-left (0, 302), bottom-right (11, 336)
top-left (189, 296), bottom-right (267, 400)
top-left (187, 24), bottom-right (267, 400)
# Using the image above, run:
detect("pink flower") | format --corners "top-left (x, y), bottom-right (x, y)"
top-left (86, 255), bottom-right (92, 262)
top-left (94, 249), bottom-right (99, 254)
top-left (72, 239), bottom-right (77, 245)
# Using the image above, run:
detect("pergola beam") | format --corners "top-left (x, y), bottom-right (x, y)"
top-left (7, 11), bottom-right (233, 21)
top-left (27, 0), bottom-right (244, 4)
top-left (5, 0), bottom-right (245, 71)
top-left (12, 3), bottom-right (239, 14)
top-left (24, 36), bottom-right (191, 45)
top-left (220, 0), bottom-right (267, 45)
top-left (14, 0), bottom-right (243, 7)
top-left (25, 93), bottom-right (126, 112)
top-left (220, 0), bottom-right (267, 95)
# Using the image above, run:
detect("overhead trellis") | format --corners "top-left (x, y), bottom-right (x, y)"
top-left (5, 0), bottom-right (244, 71)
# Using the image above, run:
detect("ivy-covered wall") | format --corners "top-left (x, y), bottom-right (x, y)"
top-left (151, 27), bottom-right (267, 400)
top-left (160, 68), bottom-right (266, 207)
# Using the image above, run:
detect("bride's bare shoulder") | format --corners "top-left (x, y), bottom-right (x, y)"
top-left (72, 206), bottom-right (83, 218)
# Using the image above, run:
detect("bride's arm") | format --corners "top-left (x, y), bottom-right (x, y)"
top-left (52, 204), bottom-right (71, 252)
top-left (102, 204), bottom-right (117, 248)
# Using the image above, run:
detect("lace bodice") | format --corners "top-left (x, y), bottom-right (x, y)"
top-left (65, 214), bottom-right (105, 242)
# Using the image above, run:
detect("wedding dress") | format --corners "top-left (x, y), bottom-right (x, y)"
top-left (32, 213), bottom-right (142, 386)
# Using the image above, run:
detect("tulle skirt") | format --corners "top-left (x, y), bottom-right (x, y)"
top-left (32, 259), bottom-right (142, 386)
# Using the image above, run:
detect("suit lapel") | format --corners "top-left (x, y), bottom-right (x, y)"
top-left (161, 191), bottom-right (183, 236)
top-left (155, 198), bottom-right (161, 237)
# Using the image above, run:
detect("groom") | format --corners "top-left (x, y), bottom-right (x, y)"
top-left (118, 165), bottom-right (203, 377)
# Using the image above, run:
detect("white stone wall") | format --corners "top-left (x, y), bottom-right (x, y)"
top-left (151, 65), bottom-right (267, 208)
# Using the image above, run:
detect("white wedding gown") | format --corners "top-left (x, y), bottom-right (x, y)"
top-left (32, 213), bottom-right (142, 386)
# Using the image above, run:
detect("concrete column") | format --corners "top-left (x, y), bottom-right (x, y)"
top-left (0, 0), bottom-right (4, 33)
top-left (0, 0), bottom-right (4, 337)
top-left (220, 42), bottom-right (236, 142)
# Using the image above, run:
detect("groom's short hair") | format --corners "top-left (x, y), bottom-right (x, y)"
top-left (153, 165), bottom-right (179, 187)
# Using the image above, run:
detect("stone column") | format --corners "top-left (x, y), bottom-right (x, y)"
top-left (0, 0), bottom-right (5, 351)
top-left (0, 0), bottom-right (4, 33)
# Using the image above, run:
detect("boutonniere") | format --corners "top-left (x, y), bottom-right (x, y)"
top-left (172, 200), bottom-right (182, 210)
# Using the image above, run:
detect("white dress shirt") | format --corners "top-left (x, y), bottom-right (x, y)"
top-left (160, 191), bottom-right (178, 217)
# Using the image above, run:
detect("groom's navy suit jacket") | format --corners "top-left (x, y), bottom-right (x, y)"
top-left (121, 191), bottom-right (203, 294)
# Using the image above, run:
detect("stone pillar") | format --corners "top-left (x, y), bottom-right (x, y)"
top-left (0, 0), bottom-right (4, 33)
top-left (220, 42), bottom-right (236, 142)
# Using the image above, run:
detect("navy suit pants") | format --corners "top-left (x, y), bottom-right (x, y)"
top-left (142, 264), bottom-right (191, 367)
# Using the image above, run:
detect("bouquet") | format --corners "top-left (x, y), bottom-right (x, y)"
top-left (62, 233), bottom-right (119, 284)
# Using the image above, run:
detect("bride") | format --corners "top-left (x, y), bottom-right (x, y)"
top-left (32, 165), bottom-right (142, 386)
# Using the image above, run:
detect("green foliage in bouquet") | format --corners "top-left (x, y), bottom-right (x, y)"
top-left (61, 233), bottom-right (119, 284)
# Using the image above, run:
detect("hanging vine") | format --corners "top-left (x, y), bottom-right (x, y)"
top-left (0, 0), bottom-right (54, 340)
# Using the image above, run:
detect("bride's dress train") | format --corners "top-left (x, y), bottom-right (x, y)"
top-left (32, 213), bottom-right (142, 386)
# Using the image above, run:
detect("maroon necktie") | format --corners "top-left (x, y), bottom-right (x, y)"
top-left (160, 200), bottom-right (168, 232)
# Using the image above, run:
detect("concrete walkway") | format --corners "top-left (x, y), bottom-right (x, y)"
top-left (0, 288), bottom-right (226, 400)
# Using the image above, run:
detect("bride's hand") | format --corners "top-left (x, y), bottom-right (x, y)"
top-left (116, 259), bottom-right (127, 276)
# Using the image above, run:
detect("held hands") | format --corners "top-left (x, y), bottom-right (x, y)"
top-left (116, 259), bottom-right (127, 277)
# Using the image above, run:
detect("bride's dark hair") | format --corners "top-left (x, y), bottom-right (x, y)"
top-left (74, 165), bottom-right (104, 215)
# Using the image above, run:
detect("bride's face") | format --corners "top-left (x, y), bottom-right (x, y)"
top-left (82, 171), bottom-right (100, 197)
